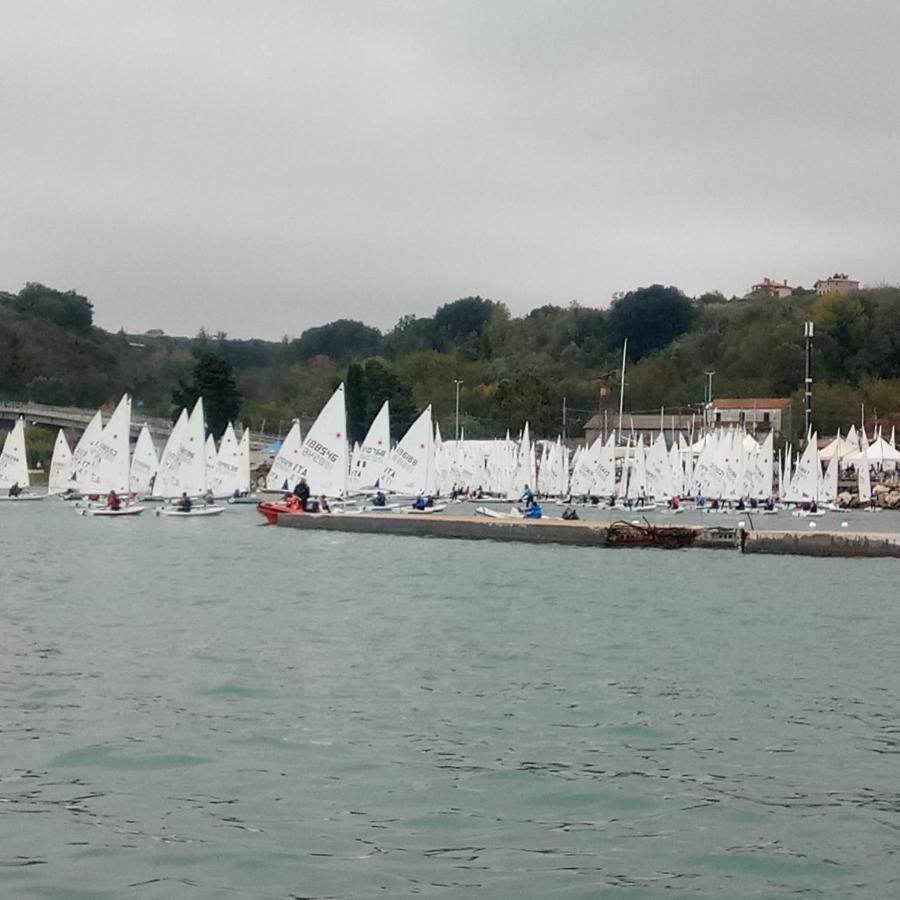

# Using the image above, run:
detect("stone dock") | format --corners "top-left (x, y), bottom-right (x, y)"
top-left (271, 511), bottom-right (900, 558)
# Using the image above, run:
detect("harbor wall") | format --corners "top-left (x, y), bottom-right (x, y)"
top-left (273, 511), bottom-right (900, 558)
top-left (742, 529), bottom-right (900, 559)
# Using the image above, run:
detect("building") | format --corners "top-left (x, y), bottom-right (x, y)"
top-left (748, 277), bottom-right (793, 299)
top-left (583, 412), bottom-right (696, 446)
top-left (709, 398), bottom-right (792, 434)
top-left (814, 273), bottom-right (859, 295)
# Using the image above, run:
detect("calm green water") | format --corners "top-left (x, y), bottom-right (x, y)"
top-left (1, 502), bottom-right (898, 898)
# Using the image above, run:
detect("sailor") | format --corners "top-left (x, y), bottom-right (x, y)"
top-left (413, 494), bottom-right (427, 510)
top-left (319, 495), bottom-right (331, 512)
top-left (521, 484), bottom-right (535, 509)
top-left (294, 477), bottom-right (310, 511)
top-left (372, 490), bottom-right (386, 507)
top-left (177, 492), bottom-right (192, 512)
top-left (106, 489), bottom-right (121, 511)
top-left (8, 481), bottom-right (21, 497)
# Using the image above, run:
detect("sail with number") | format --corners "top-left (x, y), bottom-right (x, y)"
top-left (295, 384), bottom-right (349, 497)
top-left (48, 430), bottom-right (74, 495)
top-left (380, 405), bottom-right (433, 496)
top-left (348, 401), bottom-right (390, 491)
top-left (265, 420), bottom-right (303, 492)
top-left (0, 417), bottom-right (30, 489)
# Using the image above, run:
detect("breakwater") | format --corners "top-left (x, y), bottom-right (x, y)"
top-left (272, 511), bottom-right (900, 558)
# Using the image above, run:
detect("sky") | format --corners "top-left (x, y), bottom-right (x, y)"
top-left (2, 1), bottom-right (899, 340)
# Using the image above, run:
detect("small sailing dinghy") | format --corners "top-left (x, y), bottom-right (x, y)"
top-left (0, 417), bottom-right (43, 501)
top-left (154, 398), bottom-right (225, 518)
top-left (77, 395), bottom-right (146, 517)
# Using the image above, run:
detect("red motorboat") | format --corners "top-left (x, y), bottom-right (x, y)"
top-left (256, 496), bottom-right (329, 524)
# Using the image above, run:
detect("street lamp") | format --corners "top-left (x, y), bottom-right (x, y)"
top-left (454, 379), bottom-right (464, 441)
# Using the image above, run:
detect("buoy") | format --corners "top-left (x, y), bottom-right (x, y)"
top-left (737, 520), bottom-right (745, 528)
top-left (841, 521), bottom-right (849, 528)
top-left (809, 522), bottom-right (817, 528)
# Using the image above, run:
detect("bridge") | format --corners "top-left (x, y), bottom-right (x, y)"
top-left (0, 401), bottom-right (280, 453)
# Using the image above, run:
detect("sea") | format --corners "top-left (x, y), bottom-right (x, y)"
top-left (1, 500), bottom-right (899, 899)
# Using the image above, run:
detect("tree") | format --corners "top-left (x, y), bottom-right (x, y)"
top-left (433, 296), bottom-right (496, 349)
top-left (608, 284), bottom-right (695, 361)
top-left (172, 353), bottom-right (242, 438)
top-left (345, 357), bottom-right (417, 442)
top-left (292, 319), bottom-right (382, 364)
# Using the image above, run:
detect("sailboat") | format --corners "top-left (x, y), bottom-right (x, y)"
top-left (348, 401), bottom-right (390, 492)
top-left (156, 398), bottom-right (225, 517)
top-left (79, 394), bottom-right (145, 516)
top-left (0, 417), bottom-right (42, 500)
top-left (264, 420), bottom-right (304, 493)
top-left (48, 429), bottom-right (74, 496)
top-left (129, 424), bottom-right (159, 496)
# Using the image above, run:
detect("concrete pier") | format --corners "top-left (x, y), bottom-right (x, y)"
top-left (269, 510), bottom-right (900, 558)
top-left (274, 511), bottom-right (738, 550)
top-left (742, 529), bottom-right (900, 558)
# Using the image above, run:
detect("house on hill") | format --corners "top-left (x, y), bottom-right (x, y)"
top-left (748, 278), bottom-right (793, 299)
top-left (814, 273), bottom-right (859, 295)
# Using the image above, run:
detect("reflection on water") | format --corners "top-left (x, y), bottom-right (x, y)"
top-left (0, 501), bottom-right (898, 897)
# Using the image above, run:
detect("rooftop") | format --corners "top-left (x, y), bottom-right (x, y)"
top-left (711, 398), bottom-right (792, 410)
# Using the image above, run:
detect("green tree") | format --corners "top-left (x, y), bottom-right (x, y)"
top-left (608, 285), bottom-right (695, 361)
top-left (292, 319), bottom-right (382, 364)
top-left (172, 353), bottom-right (242, 438)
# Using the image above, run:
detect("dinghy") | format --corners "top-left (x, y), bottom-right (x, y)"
top-left (0, 417), bottom-right (43, 500)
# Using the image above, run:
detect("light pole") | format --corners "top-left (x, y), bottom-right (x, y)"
top-left (804, 321), bottom-right (814, 437)
top-left (704, 371), bottom-right (715, 430)
top-left (454, 379), bottom-right (464, 441)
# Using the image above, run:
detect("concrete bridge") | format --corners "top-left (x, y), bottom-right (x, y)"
top-left (0, 401), bottom-right (173, 439)
top-left (0, 401), bottom-right (279, 454)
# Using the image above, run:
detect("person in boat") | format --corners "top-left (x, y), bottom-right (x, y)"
top-left (294, 477), bottom-right (310, 511)
top-left (521, 484), bottom-right (535, 509)
top-left (668, 496), bottom-right (680, 510)
top-left (319, 495), bottom-right (331, 512)
top-left (177, 492), bottom-right (192, 512)
top-left (8, 481), bottom-right (21, 498)
top-left (523, 502), bottom-right (542, 519)
top-left (413, 494), bottom-right (428, 510)
top-left (735, 497), bottom-right (745, 511)
top-left (764, 497), bottom-right (775, 511)
top-left (106, 489), bottom-right (121, 511)
top-left (285, 493), bottom-right (301, 512)
top-left (809, 499), bottom-right (818, 513)
top-left (372, 490), bottom-right (386, 507)
top-left (204, 488), bottom-right (215, 505)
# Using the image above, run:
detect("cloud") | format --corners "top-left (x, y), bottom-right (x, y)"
top-left (1, 1), bottom-right (898, 338)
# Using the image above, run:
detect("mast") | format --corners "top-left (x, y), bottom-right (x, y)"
top-left (617, 339), bottom-right (627, 441)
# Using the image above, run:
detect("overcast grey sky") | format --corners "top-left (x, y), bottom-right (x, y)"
top-left (2, 1), bottom-right (898, 339)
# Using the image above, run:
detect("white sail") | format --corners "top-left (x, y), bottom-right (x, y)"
top-left (348, 400), bottom-right (390, 490)
top-left (570, 434), bottom-right (604, 495)
top-left (154, 399), bottom-right (207, 497)
top-left (0, 417), bottom-right (30, 489)
top-left (205, 434), bottom-right (218, 473)
top-left (821, 452), bottom-right (839, 503)
top-left (153, 408), bottom-right (189, 498)
top-left (84, 394), bottom-right (132, 495)
top-left (858, 431), bottom-right (872, 504)
top-left (208, 422), bottom-right (242, 497)
top-left (48, 430), bottom-right (74, 495)
top-left (70, 409), bottom-right (103, 490)
top-left (507, 422), bottom-right (534, 499)
top-left (265, 420), bottom-right (303, 492)
top-left (296, 383), bottom-right (349, 498)
top-left (129, 425), bottom-right (159, 495)
top-left (237, 428), bottom-right (251, 494)
top-left (380, 405), bottom-right (433, 496)
top-left (784, 434), bottom-right (819, 503)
